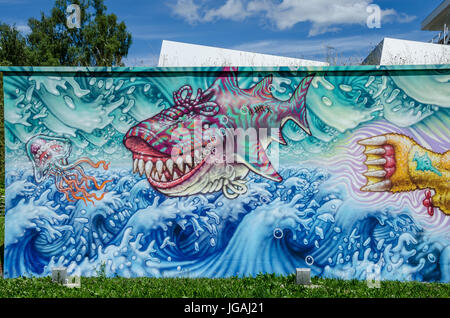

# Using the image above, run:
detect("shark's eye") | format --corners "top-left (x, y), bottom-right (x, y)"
top-left (202, 123), bottom-right (210, 130)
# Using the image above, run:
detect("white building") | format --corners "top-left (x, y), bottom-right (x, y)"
top-left (422, 0), bottom-right (449, 45)
top-left (362, 37), bottom-right (450, 65)
top-left (158, 40), bottom-right (329, 67)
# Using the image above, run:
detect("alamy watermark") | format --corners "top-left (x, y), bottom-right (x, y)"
top-left (66, 4), bottom-right (81, 29)
top-left (169, 119), bottom-right (281, 171)
top-left (366, 4), bottom-right (382, 29)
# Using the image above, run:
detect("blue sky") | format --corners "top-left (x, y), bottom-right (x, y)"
top-left (0, 0), bottom-right (444, 65)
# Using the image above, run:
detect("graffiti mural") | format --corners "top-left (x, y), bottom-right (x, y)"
top-left (2, 65), bottom-right (449, 282)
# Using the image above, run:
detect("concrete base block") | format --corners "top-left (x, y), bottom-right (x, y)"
top-left (296, 268), bottom-right (311, 285)
top-left (52, 267), bottom-right (67, 284)
top-left (65, 275), bottom-right (81, 288)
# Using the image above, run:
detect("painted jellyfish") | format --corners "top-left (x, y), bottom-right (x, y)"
top-left (25, 135), bottom-right (112, 205)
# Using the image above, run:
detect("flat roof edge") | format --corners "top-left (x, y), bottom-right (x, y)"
top-left (0, 64), bottom-right (449, 74)
top-left (159, 40), bottom-right (329, 66)
top-left (421, 0), bottom-right (450, 30)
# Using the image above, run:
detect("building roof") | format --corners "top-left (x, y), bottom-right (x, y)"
top-left (362, 37), bottom-right (450, 65)
top-left (421, 0), bottom-right (450, 31)
top-left (158, 40), bottom-right (329, 67)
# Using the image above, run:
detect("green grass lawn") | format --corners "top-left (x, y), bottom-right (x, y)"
top-left (0, 274), bottom-right (448, 298)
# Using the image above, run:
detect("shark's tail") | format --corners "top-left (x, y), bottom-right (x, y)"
top-left (287, 74), bottom-right (315, 135)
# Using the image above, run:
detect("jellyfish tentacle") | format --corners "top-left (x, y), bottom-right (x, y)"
top-left (62, 175), bottom-right (91, 205)
top-left (55, 174), bottom-right (75, 202)
top-left (89, 192), bottom-right (107, 201)
top-left (56, 158), bottom-right (110, 171)
top-left (73, 166), bottom-right (92, 190)
top-left (75, 166), bottom-right (112, 190)
top-left (61, 170), bottom-right (110, 206)
top-left (71, 191), bottom-right (89, 205)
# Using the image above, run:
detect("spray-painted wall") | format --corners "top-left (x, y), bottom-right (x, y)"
top-left (2, 65), bottom-right (449, 282)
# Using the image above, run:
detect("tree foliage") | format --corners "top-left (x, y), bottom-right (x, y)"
top-left (1, 0), bottom-right (132, 67)
top-left (0, 23), bottom-right (31, 66)
top-left (27, 0), bottom-right (132, 66)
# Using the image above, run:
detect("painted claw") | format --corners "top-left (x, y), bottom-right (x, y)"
top-left (361, 180), bottom-right (392, 192)
top-left (358, 133), bottom-right (449, 216)
top-left (363, 170), bottom-right (387, 178)
top-left (358, 136), bottom-right (387, 146)
top-left (365, 158), bottom-right (387, 165)
top-left (364, 148), bottom-right (386, 155)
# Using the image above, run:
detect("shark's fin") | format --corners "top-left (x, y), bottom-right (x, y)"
top-left (272, 130), bottom-right (288, 145)
top-left (237, 139), bottom-right (282, 182)
top-left (244, 75), bottom-right (273, 98)
top-left (206, 66), bottom-right (240, 96)
top-left (286, 74), bottom-right (314, 136)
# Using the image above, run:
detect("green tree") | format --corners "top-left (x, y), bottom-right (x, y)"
top-left (0, 23), bottom-right (31, 66)
top-left (27, 0), bottom-right (132, 66)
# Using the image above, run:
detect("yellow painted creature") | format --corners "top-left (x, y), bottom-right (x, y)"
top-left (358, 133), bottom-right (449, 216)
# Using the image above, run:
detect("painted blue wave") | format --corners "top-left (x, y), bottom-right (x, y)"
top-left (4, 166), bottom-right (449, 282)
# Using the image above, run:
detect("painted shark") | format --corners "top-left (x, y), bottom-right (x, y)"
top-left (123, 67), bottom-right (314, 198)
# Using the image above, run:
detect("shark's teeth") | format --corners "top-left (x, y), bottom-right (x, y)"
top-left (152, 170), bottom-right (160, 181)
top-left (133, 159), bottom-right (138, 173)
top-left (145, 161), bottom-right (153, 179)
top-left (166, 159), bottom-right (174, 174)
top-left (176, 157), bottom-right (184, 172)
top-left (186, 154), bottom-right (193, 168)
top-left (156, 160), bottom-right (164, 175)
top-left (138, 159), bottom-right (145, 176)
top-left (133, 148), bottom-right (208, 184)
top-left (194, 150), bottom-right (201, 164)
top-left (361, 180), bottom-right (392, 192)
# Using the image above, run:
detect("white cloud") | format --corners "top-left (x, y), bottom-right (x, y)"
top-left (170, 0), bottom-right (416, 36)
top-left (203, 0), bottom-right (250, 21)
top-left (204, 0), bottom-right (250, 21)
top-left (169, 0), bottom-right (202, 24)
top-left (248, 0), bottom-right (375, 35)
